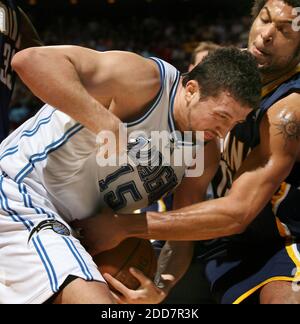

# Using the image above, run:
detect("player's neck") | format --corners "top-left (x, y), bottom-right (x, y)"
top-left (173, 82), bottom-right (187, 133)
top-left (261, 63), bottom-right (299, 85)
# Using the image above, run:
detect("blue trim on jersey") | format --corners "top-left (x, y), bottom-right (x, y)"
top-left (67, 237), bottom-right (94, 281)
top-left (22, 110), bottom-right (57, 137)
top-left (0, 147), bottom-right (18, 161)
top-left (32, 237), bottom-right (57, 293)
top-left (19, 183), bottom-right (55, 220)
top-left (14, 123), bottom-right (84, 183)
top-left (260, 73), bottom-right (300, 112)
top-left (17, 181), bottom-right (60, 293)
top-left (16, 179), bottom-right (59, 292)
top-left (0, 175), bottom-right (33, 230)
top-left (0, 109), bottom-right (57, 161)
top-left (168, 71), bottom-right (181, 137)
top-left (35, 235), bottom-right (59, 293)
top-left (0, 174), bottom-right (58, 293)
top-left (0, 176), bottom-right (18, 223)
top-left (16, 176), bottom-right (93, 289)
top-left (127, 57), bottom-right (166, 127)
top-left (62, 237), bottom-right (93, 281)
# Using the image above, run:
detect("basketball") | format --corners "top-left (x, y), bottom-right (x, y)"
top-left (94, 238), bottom-right (157, 290)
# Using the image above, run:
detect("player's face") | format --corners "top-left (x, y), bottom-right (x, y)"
top-left (189, 91), bottom-right (252, 141)
top-left (248, 0), bottom-right (300, 76)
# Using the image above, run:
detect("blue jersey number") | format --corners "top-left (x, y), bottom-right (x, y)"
top-left (104, 181), bottom-right (142, 210)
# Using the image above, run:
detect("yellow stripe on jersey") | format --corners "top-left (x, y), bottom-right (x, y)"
top-left (233, 276), bottom-right (297, 304)
top-left (233, 242), bottom-right (300, 304)
top-left (272, 184), bottom-right (300, 279)
top-left (158, 199), bottom-right (167, 212)
top-left (275, 217), bottom-right (290, 237)
top-left (286, 242), bottom-right (300, 278)
top-left (271, 182), bottom-right (292, 237)
top-left (271, 182), bottom-right (291, 216)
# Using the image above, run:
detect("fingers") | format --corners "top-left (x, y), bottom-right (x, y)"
top-left (129, 267), bottom-right (152, 286)
top-left (111, 291), bottom-right (127, 305)
top-left (103, 273), bottom-right (131, 298)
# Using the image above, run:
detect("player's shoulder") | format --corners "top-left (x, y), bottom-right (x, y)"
top-left (98, 51), bottom-right (161, 84)
top-left (260, 92), bottom-right (300, 152)
top-left (266, 92), bottom-right (300, 120)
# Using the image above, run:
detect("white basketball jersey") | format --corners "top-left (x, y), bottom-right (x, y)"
top-left (0, 58), bottom-right (197, 222)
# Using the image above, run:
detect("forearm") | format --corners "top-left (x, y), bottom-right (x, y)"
top-left (12, 47), bottom-right (121, 134)
top-left (118, 197), bottom-right (244, 241)
top-left (118, 159), bottom-right (293, 241)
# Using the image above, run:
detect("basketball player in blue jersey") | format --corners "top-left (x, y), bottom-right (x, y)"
top-left (79, 0), bottom-right (300, 304)
top-left (0, 1), bottom-right (41, 143)
top-left (0, 47), bottom-right (260, 304)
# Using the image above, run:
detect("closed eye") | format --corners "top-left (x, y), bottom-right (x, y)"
top-left (260, 16), bottom-right (270, 24)
top-left (216, 113), bottom-right (229, 120)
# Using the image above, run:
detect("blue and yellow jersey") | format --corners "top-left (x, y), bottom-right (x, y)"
top-left (213, 64), bottom-right (300, 197)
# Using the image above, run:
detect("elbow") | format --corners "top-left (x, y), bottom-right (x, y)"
top-left (224, 202), bottom-right (250, 236)
top-left (12, 47), bottom-right (43, 76)
top-left (228, 220), bottom-right (247, 236)
top-left (222, 219), bottom-right (247, 237)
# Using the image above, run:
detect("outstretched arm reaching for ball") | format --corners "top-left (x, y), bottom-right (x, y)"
top-left (75, 94), bottom-right (300, 251)
top-left (12, 46), bottom-right (161, 136)
top-left (119, 94), bottom-right (300, 240)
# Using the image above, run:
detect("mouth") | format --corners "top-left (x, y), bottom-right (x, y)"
top-left (252, 44), bottom-right (270, 57)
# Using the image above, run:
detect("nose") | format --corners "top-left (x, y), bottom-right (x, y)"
top-left (261, 24), bottom-right (275, 45)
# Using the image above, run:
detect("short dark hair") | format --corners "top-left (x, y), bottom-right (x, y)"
top-left (251, 0), bottom-right (300, 19)
top-left (182, 47), bottom-right (261, 110)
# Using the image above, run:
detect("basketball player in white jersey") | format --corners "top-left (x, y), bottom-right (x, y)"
top-left (1, 46), bottom-right (260, 304)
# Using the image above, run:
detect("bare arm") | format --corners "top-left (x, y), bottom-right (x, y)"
top-left (12, 46), bottom-right (160, 135)
top-left (110, 94), bottom-right (300, 241)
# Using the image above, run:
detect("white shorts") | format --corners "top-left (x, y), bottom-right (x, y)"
top-left (0, 173), bottom-right (105, 304)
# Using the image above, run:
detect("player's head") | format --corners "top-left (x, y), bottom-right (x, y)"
top-left (178, 47), bottom-right (261, 141)
top-left (248, 0), bottom-right (300, 76)
top-left (189, 42), bottom-right (221, 71)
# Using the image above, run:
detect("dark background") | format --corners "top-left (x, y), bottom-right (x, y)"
top-left (18, 0), bottom-right (252, 20)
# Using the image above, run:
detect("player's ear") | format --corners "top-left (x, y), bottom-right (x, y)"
top-left (185, 80), bottom-right (199, 102)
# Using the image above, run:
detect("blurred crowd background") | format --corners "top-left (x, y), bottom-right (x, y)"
top-left (10, 0), bottom-right (254, 131)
